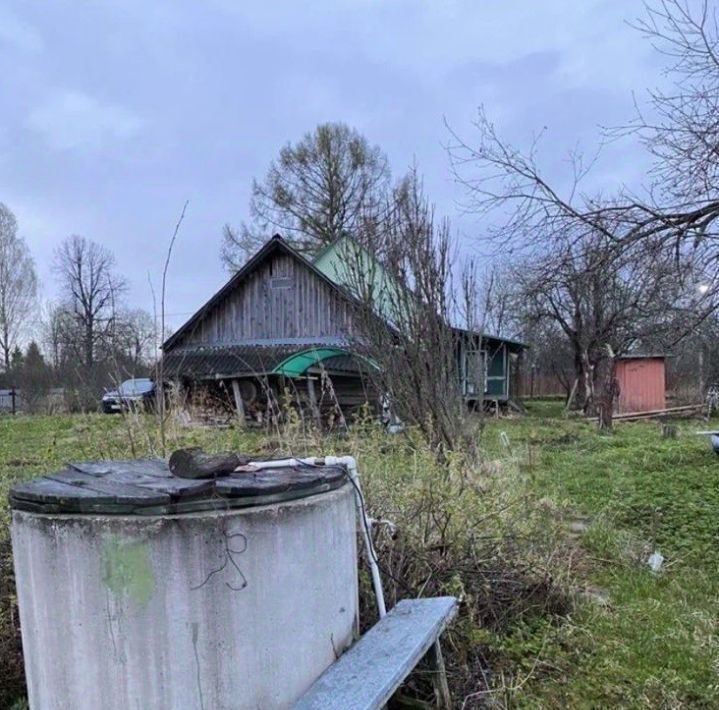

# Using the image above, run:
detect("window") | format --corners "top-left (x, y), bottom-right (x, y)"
top-left (270, 276), bottom-right (293, 289)
top-left (118, 379), bottom-right (154, 395)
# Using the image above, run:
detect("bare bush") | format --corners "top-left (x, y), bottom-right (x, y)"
top-left (340, 170), bottom-right (481, 457)
top-left (344, 424), bottom-right (578, 707)
top-left (514, 226), bottom-right (705, 417)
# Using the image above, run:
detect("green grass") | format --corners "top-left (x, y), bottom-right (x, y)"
top-left (0, 408), bottom-right (718, 707)
top-left (480, 413), bottom-right (719, 707)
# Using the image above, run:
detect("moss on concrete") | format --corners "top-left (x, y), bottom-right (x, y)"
top-left (101, 537), bottom-right (154, 608)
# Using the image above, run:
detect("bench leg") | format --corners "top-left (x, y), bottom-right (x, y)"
top-left (428, 640), bottom-right (452, 708)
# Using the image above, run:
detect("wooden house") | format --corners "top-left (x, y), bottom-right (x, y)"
top-left (161, 235), bottom-right (526, 420)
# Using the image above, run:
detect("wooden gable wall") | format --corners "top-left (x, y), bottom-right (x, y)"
top-left (174, 251), bottom-right (357, 347)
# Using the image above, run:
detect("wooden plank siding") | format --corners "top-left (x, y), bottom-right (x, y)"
top-left (615, 357), bottom-right (666, 414)
top-left (176, 252), bottom-right (357, 347)
top-left (162, 236), bottom-right (528, 414)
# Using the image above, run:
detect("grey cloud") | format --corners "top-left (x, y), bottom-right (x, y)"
top-left (0, 7), bottom-right (43, 53)
top-left (0, 0), bottom-right (663, 332)
top-left (27, 91), bottom-right (144, 151)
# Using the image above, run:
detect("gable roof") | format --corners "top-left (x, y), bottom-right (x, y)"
top-left (315, 235), bottom-right (527, 350)
top-left (162, 234), bottom-right (362, 351)
top-left (312, 234), bottom-right (406, 325)
top-left (164, 233), bottom-right (527, 353)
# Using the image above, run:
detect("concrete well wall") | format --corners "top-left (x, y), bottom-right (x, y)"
top-left (12, 485), bottom-right (358, 710)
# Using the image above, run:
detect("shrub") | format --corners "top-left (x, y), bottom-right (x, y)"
top-left (343, 424), bottom-right (579, 706)
top-left (0, 414), bottom-right (581, 708)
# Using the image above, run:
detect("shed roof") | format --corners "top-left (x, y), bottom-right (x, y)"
top-left (162, 341), bottom-right (369, 380)
top-left (452, 327), bottom-right (528, 351)
top-left (273, 347), bottom-right (375, 378)
top-left (616, 353), bottom-right (667, 360)
top-left (162, 343), bottom-right (308, 379)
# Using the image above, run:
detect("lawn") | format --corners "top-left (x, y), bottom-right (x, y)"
top-left (483, 403), bottom-right (719, 707)
top-left (0, 407), bottom-right (718, 708)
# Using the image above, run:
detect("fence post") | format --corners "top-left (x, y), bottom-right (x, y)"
top-left (530, 364), bottom-right (535, 398)
top-left (11, 387), bottom-right (16, 415)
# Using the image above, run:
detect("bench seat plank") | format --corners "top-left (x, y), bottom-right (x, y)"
top-left (294, 596), bottom-right (457, 710)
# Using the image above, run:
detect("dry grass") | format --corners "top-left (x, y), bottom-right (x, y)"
top-left (2, 404), bottom-right (717, 708)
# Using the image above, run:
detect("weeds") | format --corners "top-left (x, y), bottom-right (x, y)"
top-left (0, 408), bottom-right (717, 707)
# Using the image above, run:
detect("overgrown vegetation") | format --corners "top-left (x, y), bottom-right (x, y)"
top-left (1, 406), bottom-right (718, 708)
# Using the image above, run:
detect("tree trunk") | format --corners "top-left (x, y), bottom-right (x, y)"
top-left (564, 377), bottom-right (579, 414)
top-left (578, 351), bottom-right (595, 415)
top-left (1, 317), bottom-right (9, 372)
top-left (572, 351), bottom-right (583, 408)
top-left (85, 321), bottom-right (94, 368)
top-left (595, 345), bottom-right (617, 431)
top-left (568, 345), bottom-right (595, 414)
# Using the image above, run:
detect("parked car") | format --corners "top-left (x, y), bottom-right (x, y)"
top-left (102, 378), bottom-right (156, 413)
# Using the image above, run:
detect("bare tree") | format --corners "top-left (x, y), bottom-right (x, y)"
top-left (523, 320), bottom-right (577, 399)
top-left (222, 122), bottom-right (391, 268)
top-left (628, 0), bottom-right (719, 205)
top-left (447, 1), bottom-right (719, 283)
top-left (477, 262), bottom-right (521, 338)
top-left (0, 203), bottom-right (37, 372)
top-left (53, 235), bottom-right (126, 370)
top-left (445, 0), bottom-right (719, 426)
top-left (41, 301), bottom-right (75, 371)
top-left (342, 170), bottom-right (480, 457)
top-left (509, 225), bottom-right (701, 422)
top-left (112, 308), bottom-right (157, 372)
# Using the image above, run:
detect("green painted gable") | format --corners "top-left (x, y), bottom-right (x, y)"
top-left (313, 236), bottom-right (402, 323)
top-left (314, 235), bottom-right (524, 401)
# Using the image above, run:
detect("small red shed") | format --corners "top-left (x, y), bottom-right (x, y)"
top-left (614, 354), bottom-right (666, 414)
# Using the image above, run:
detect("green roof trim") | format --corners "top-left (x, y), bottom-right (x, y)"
top-left (271, 347), bottom-right (377, 378)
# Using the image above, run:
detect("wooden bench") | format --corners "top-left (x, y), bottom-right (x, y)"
top-left (294, 596), bottom-right (458, 710)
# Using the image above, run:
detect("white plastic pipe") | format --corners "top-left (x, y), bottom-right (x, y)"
top-left (243, 455), bottom-right (387, 618)
top-left (248, 457), bottom-right (317, 469)
top-left (323, 455), bottom-right (387, 618)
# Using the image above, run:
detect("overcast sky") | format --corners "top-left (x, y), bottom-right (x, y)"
top-left (1, 0), bottom-right (664, 332)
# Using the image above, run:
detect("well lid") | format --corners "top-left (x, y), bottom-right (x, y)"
top-left (9, 458), bottom-right (348, 515)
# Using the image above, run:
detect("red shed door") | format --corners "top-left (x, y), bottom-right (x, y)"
top-left (615, 358), bottom-right (666, 414)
